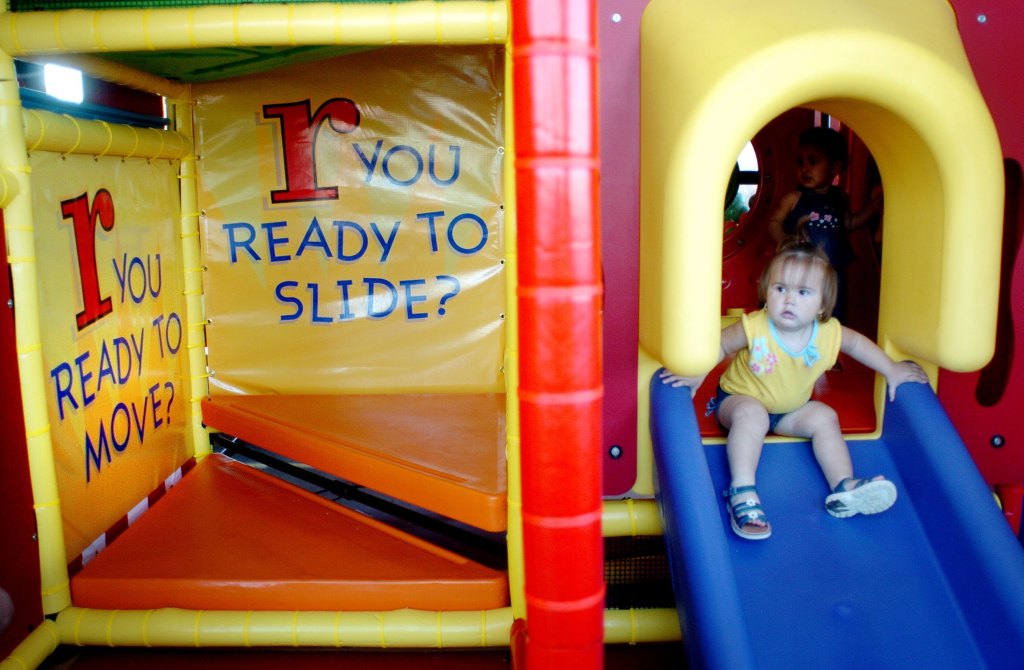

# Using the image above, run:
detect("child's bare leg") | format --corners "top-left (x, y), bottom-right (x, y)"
top-left (719, 395), bottom-right (771, 487)
top-left (773, 401), bottom-right (852, 489)
top-left (775, 401), bottom-right (896, 517)
top-left (719, 396), bottom-right (772, 537)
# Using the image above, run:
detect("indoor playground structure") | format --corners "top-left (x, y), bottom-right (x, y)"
top-left (1, 1), bottom-right (1023, 669)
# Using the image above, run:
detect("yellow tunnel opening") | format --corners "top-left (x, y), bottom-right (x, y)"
top-left (639, 0), bottom-right (1003, 385)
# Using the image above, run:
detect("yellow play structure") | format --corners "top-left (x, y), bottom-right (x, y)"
top-left (1, 0), bottom-right (1019, 668)
top-left (0, 3), bottom-right (657, 668)
top-left (637, 0), bottom-right (1003, 450)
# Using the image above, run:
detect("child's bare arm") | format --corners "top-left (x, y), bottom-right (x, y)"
top-left (840, 326), bottom-right (929, 400)
top-left (719, 320), bottom-right (748, 357)
top-left (766, 190), bottom-right (801, 243)
top-left (660, 322), bottom-right (748, 395)
top-left (846, 189), bottom-right (883, 231)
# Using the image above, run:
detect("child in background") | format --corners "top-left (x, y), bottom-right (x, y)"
top-left (660, 242), bottom-right (927, 540)
top-left (766, 127), bottom-right (881, 320)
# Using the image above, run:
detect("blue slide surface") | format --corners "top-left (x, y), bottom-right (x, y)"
top-left (650, 376), bottom-right (1024, 670)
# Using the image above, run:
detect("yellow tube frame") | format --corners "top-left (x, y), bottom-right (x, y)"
top-left (601, 499), bottom-right (662, 537)
top-left (0, 608), bottom-right (678, 669)
top-left (604, 608), bottom-right (681, 645)
top-left (0, 607), bottom-right (677, 667)
top-left (1, 51), bottom-right (70, 616)
top-left (0, 2), bottom-right (507, 55)
top-left (49, 606), bottom-right (676, 649)
top-left (22, 108), bottom-right (188, 159)
top-left (502, 43), bottom-right (525, 620)
top-left (57, 607), bottom-right (516, 649)
top-left (170, 98), bottom-right (213, 460)
top-left (0, 621), bottom-right (60, 670)
top-left (0, 166), bottom-right (18, 208)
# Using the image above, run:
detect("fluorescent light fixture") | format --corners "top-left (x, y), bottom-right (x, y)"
top-left (44, 63), bottom-right (84, 104)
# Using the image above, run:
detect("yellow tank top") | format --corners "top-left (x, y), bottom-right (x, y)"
top-left (719, 309), bottom-right (841, 414)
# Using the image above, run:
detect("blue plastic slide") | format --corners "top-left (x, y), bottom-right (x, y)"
top-left (650, 375), bottom-right (1024, 670)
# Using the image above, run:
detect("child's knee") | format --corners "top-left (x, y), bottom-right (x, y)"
top-left (807, 402), bottom-right (841, 432)
top-left (726, 398), bottom-right (771, 433)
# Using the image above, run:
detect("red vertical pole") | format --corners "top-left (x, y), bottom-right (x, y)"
top-left (0, 212), bottom-right (44, 657)
top-left (512, 1), bottom-right (605, 668)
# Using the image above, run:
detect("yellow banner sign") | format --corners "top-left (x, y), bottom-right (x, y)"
top-left (196, 46), bottom-right (506, 394)
top-left (32, 153), bottom-right (188, 561)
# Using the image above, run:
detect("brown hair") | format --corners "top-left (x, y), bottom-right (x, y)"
top-left (758, 241), bottom-right (838, 321)
top-left (799, 126), bottom-right (848, 168)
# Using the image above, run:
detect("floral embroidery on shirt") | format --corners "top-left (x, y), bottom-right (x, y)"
top-left (808, 211), bottom-right (838, 230)
top-left (748, 337), bottom-right (776, 377)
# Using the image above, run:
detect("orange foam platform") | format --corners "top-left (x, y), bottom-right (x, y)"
top-left (201, 394), bottom-right (507, 532)
top-left (71, 454), bottom-right (509, 611)
top-left (695, 354), bottom-right (878, 437)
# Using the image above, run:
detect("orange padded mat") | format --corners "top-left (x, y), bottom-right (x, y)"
top-left (200, 394), bottom-right (507, 532)
top-left (71, 454), bottom-right (509, 611)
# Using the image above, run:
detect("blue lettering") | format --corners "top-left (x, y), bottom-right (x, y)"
top-left (382, 144), bottom-right (424, 186)
top-left (401, 279), bottom-right (428, 320)
top-left (222, 222), bottom-right (259, 262)
top-left (448, 213), bottom-right (488, 254)
top-left (371, 222), bottom-right (400, 263)
top-left (261, 221), bottom-right (291, 262)
top-left (296, 217), bottom-right (332, 258)
top-left (309, 283), bottom-right (332, 324)
top-left (428, 145), bottom-right (460, 186)
top-left (97, 340), bottom-right (115, 391)
top-left (50, 362), bottom-right (77, 420)
top-left (111, 402), bottom-right (131, 452)
top-left (132, 395), bottom-right (149, 445)
top-left (84, 424), bottom-right (111, 483)
top-left (149, 383), bottom-right (163, 430)
top-left (365, 278), bottom-right (397, 318)
top-left (417, 211), bottom-right (445, 253)
top-left (334, 221), bottom-right (368, 262)
top-left (353, 139), bottom-right (384, 182)
top-left (276, 281), bottom-right (303, 321)
top-left (75, 351), bottom-right (95, 409)
top-left (336, 279), bottom-right (355, 321)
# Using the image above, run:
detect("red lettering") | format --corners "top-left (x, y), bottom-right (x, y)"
top-left (62, 190), bottom-right (115, 330)
top-left (262, 98), bottom-right (361, 204)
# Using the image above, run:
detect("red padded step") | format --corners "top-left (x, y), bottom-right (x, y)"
top-left (71, 454), bottom-right (509, 611)
top-left (200, 394), bottom-right (507, 531)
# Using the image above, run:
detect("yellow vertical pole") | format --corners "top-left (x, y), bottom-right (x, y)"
top-left (0, 51), bottom-right (71, 615)
top-left (502, 41), bottom-right (525, 619)
top-left (170, 96), bottom-right (211, 459)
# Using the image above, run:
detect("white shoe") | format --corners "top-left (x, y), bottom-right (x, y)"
top-left (825, 477), bottom-right (897, 518)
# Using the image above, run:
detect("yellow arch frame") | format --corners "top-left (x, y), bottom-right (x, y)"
top-left (640, 0), bottom-right (1003, 379)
